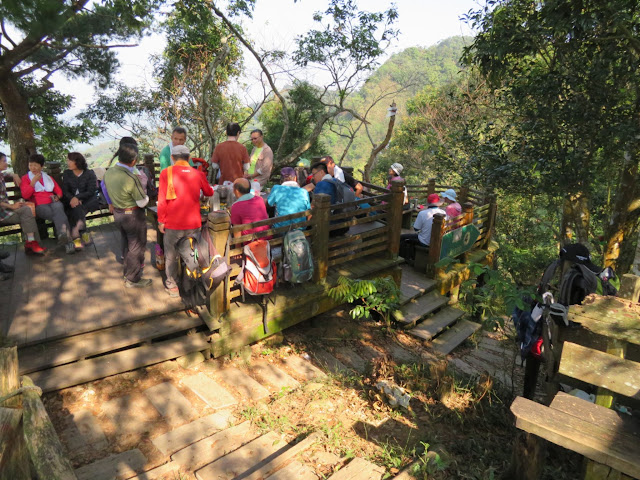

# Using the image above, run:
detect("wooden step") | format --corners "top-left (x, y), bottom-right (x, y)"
top-left (408, 307), bottom-right (464, 341)
top-left (18, 313), bottom-right (203, 375)
top-left (430, 319), bottom-right (481, 355)
top-left (392, 291), bottom-right (449, 328)
top-left (399, 266), bottom-right (437, 304)
top-left (327, 457), bottom-right (385, 480)
top-left (28, 333), bottom-right (210, 393)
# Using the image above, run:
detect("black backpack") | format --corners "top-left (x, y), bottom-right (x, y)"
top-left (539, 259), bottom-right (601, 307)
top-left (176, 226), bottom-right (229, 311)
top-left (329, 178), bottom-right (357, 213)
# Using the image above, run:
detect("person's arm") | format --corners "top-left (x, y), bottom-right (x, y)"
top-left (413, 211), bottom-right (424, 232)
top-left (61, 171), bottom-right (74, 202)
top-left (354, 182), bottom-right (363, 198)
top-left (157, 170), bottom-right (167, 226)
top-left (242, 146), bottom-right (250, 172)
top-left (76, 170), bottom-right (97, 202)
top-left (258, 148), bottom-right (273, 181)
top-left (52, 179), bottom-right (63, 199)
top-left (20, 174), bottom-right (35, 201)
top-left (129, 173), bottom-right (149, 208)
top-left (199, 171), bottom-right (214, 197)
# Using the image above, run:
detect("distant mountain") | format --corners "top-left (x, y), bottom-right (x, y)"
top-left (323, 36), bottom-right (474, 171)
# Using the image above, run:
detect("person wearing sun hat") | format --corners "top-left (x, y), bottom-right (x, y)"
top-left (399, 193), bottom-right (445, 264)
top-left (441, 188), bottom-right (462, 219)
top-left (267, 166), bottom-right (311, 229)
top-left (386, 163), bottom-right (409, 206)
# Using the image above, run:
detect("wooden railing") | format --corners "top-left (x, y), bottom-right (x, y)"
top-left (206, 180), bottom-right (406, 317)
top-left (406, 178), bottom-right (486, 206)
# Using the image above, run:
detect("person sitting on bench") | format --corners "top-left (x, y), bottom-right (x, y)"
top-left (399, 193), bottom-right (445, 264)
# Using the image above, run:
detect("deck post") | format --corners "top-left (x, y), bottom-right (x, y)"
top-left (312, 194), bottom-right (331, 283)
top-left (458, 186), bottom-right (469, 204)
top-left (426, 213), bottom-right (445, 278)
top-left (462, 201), bottom-right (474, 226)
top-left (0, 337), bottom-right (30, 479)
top-left (483, 194), bottom-right (498, 249)
top-left (208, 211), bottom-right (231, 316)
top-left (427, 178), bottom-right (436, 195)
top-left (387, 180), bottom-right (405, 259)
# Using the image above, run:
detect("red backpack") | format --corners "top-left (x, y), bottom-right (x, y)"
top-left (236, 239), bottom-right (276, 297)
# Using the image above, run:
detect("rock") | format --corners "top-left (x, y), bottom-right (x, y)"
top-left (375, 380), bottom-right (411, 409)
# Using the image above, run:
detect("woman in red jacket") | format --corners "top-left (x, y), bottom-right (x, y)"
top-left (20, 153), bottom-right (75, 254)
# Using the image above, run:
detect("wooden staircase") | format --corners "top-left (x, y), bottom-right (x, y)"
top-left (394, 265), bottom-right (481, 355)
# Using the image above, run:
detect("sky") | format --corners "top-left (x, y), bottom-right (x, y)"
top-left (55, 0), bottom-right (481, 110)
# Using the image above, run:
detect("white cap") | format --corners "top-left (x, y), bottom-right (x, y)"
top-left (390, 163), bottom-right (404, 175)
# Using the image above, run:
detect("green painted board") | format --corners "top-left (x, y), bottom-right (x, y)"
top-left (439, 224), bottom-right (480, 260)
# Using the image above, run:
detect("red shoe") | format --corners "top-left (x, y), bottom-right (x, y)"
top-left (25, 241), bottom-right (46, 255)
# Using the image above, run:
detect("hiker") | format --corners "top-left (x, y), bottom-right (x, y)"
top-left (304, 156), bottom-right (363, 197)
top-left (20, 153), bottom-right (75, 254)
top-left (310, 162), bottom-right (349, 237)
top-left (441, 189), bottom-right (462, 219)
top-left (386, 163), bottom-right (409, 207)
top-left (157, 145), bottom-right (214, 297)
top-left (0, 152), bottom-right (45, 257)
top-left (267, 167), bottom-right (311, 229)
top-left (62, 152), bottom-right (99, 251)
top-left (211, 123), bottom-right (250, 185)
top-left (399, 193), bottom-right (445, 264)
top-left (244, 129), bottom-right (273, 190)
top-left (103, 141), bottom-right (152, 288)
top-left (159, 127), bottom-right (190, 171)
top-left (230, 178), bottom-right (269, 240)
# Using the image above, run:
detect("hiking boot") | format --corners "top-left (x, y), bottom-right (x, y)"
top-left (125, 278), bottom-right (152, 288)
top-left (0, 251), bottom-right (9, 260)
top-left (165, 287), bottom-right (180, 298)
top-left (0, 261), bottom-right (14, 273)
top-left (73, 238), bottom-right (83, 251)
top-left (81, 232), bottom-right (91, 245)
top-left (25, 241), bottom-right (46, 255)
top-left (65, 241), bottom-right (76, 255)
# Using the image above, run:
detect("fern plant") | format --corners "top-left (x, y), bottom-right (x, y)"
top-left (328, 275), bottom-right (401, 327)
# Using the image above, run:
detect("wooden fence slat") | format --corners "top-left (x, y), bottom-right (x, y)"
top-left (329, 202), bottom-right (389, 221)
top-left (327, 243), bottom-right (389, 267)
top-left (229, 209), bottom-right (312, 232)
top-left (328, 211), bottom-right (389, 232)
top-left (328, 235), bottom-right (388, 259)
top-left (328, 225), bottom-right (389, 249)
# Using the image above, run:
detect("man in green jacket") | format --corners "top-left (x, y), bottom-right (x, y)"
top-left (159, 127), bottom-right (188, 171)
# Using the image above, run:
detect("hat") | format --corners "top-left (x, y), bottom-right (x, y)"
top-left (427, 193), bottom-right (442, 206)
top-left (280, 167), bottom-right (296, 178)
top-left (441, 189), bottom-right (457, 202)
top-left (171, 145), bottom-right (190, 156)
top-left (560, 243), bottom-right (601, 273)
top-left (390, 163), bottom-right (404, 175)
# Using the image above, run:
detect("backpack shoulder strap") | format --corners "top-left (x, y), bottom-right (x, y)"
top-left (538, 259), bottom-right (561, 295)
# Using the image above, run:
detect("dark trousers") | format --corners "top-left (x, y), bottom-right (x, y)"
top-left (66, 197), bottom-right (99, 238)
top-left (113, 208), bottom-right (147, 283)
top-left (399, 233), bottom-right (427, 263)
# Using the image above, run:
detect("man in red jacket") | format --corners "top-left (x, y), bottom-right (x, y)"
top-left (158, 145), bottom-right (214, 297)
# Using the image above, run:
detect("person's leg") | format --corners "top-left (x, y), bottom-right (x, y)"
top-left (123, 209), bottom-right (147, 283)
top-left (12, 206), bottom-right (41, 242)
top-left (67, 204), bottom-right (86, 239)
top-left (163, 228), bottom-right (181, 290)
top-left (50, 201), bottom-right (71, 240)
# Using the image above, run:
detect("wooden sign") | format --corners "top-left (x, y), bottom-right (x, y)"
top-left (439, 224), bottom-right (480, 260)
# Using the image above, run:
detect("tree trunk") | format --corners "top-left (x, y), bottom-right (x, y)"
top-left (603, 149), bottom-right (640, 271)
top-left (560, 192), bottom-right (590, 245)
top-left (0, 74), bottom-right (37, 176)
top-left (363, 102), bottom-right (397, 183)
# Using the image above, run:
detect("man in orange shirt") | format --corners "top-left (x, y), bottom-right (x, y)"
top-left (211, 123), bottom-right (250, 184)
top-left (158, 145), bottom-right (214, 297)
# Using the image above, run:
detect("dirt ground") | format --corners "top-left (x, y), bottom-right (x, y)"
top-left (43, 313), bottom-right (582, 480)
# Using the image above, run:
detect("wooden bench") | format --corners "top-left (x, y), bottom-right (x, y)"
top-left (510, 341), bottom-right (640, 479)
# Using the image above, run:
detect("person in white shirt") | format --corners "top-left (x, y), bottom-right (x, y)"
top-left (399, 193), bottom-right (446, 264)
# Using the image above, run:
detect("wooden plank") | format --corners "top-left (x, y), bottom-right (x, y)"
top-left (559, 342), bottom-right (640, 400)
top-left (511, 396), bottom-right (640, 478)
top-left (75, 449), bottom-right (146, 480)
top-left (430, 319), bottom-right (481, 355)
top-left (21, 376), bottom-right (77, 480)
top-left (327, 243), bottom-right (388, 267)
top-left (242, 432), bottom-right (322, 480)
top-left (550, 392), bottom-right (640, 439)
top-left (18, 313), bottom-right (202, 374)
top-left (28, 333), bottom-right (210, 393)
top-left (328, 224), bottom-right (389, 249)
top-left (0, 406), bottom-right (30, 480)
top-left (567, 296), bottom-right (640, 347)
top-left (195, 431), bottom-right (284, 480)
top-left (328, 211), bottom-right (388, 232)
top-left (409, 307), bottom-right (465, 341)
top-left (392, 291), bottom-right (449, 327)
top-left (328, 235), bottom-right (388, 260)
top-left (327, 457), bottom-right (385, 480)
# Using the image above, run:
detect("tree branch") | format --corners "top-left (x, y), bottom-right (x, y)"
top-left (1, 20), bottom-right (17, 47)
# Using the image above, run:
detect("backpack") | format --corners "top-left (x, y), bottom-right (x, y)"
top-left (235, 239), bottom-right (277, 297)
top-left (176, 226), bottom-right (229, 310)
top-left (329, 178), bottom-right (357, 212)
top-left (283, 230), bottom-right (314, 283)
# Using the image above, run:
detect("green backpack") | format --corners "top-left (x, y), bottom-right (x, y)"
top-left (283, 230), bottom-right (314, 283)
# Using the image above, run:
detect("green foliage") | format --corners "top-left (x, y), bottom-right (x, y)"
top-left (259, 81), bottom-right (327, 161)
top-left (458, 261), bottom-right (538, 330)
top-left (328, 275), bottom-right (400, 327)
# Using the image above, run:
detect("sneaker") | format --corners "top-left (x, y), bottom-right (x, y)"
top-left (165, 287), bottom-right (180, 298)
top-left (65, 242), bottom-right (76, 254)
top-left (81, 232), bottom-right (91, 245)
top-left (125, 278), bottom-right (152, 288)
top-left (25, 241), bottom-right (46, 255)
top-left (73, 238), bottom-right (84, 251)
